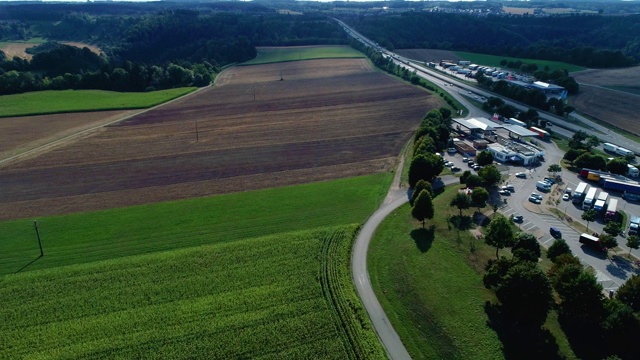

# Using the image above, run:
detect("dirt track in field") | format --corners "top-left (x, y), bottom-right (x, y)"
top-left (0, 58), bottom-right (437, 220)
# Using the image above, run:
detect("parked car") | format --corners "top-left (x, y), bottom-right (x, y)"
top-left (529, 196), bottom-right (541, 204)
top-left (467, 161), bottom-right (475, 167)
top-left (562, 193), bottom-right (571, 201)
top-left (543, 177), bottom-right (555, 184)
top-left (462, 157), bottom-right (469, 163)
top-left (499, 190), bottom-right (510, 196)
top-left (550, 227), bottom-right (562, 239)
top-left (515, 172), bottom-right (527, 178)
top-left (502, 185), bottom-right (515, 192)
top-left (530, 193), bottom-right (543, 200)
top-left (565, 188), bottom-right (572, 194)
top-left (451, 166), bottom-right (461, 172)
top-left (512, 215), bottom-right (523, 223)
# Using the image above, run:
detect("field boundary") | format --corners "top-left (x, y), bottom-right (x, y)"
top-left (0, 86), bottom-right (208, 167)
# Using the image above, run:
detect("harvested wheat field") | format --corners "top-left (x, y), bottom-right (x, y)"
top-left (571, 66), bottom-right (640, 135)
top-left (0, 58), bottom-right (437, 220)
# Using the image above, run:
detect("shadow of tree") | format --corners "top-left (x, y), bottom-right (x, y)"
top-left (450, 215), bottom-right (473, 230)
top-left (473, 211), bottom-right (491, 227)
top-left (410, 225), bottom-right (435, 253)
top-left (484, 302), bottom-right (563, 360)
top-left (557, 313), bottom-right (608, 360)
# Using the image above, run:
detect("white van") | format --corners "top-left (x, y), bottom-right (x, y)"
top-left (536, 181), bottom-right (551, 191)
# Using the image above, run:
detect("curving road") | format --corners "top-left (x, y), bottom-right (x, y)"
top-left (351, 174), bottom-right (459, 359)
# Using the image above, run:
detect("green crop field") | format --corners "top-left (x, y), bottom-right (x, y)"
top-left (0, 88), bottom-right (197, 117)
top-left (242, 45), bottom-right (364, 65)
top-left (0, 174), bottom-right (391, 275)
top-left (455, 51), bottom-right (585, 73)
top-left (0, 174), bottom-right (391, 358)
top-left (0, 225), bottom-right (385, 359)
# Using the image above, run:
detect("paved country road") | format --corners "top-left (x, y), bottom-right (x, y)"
top-left (351, 174), bottom-right (459, 359)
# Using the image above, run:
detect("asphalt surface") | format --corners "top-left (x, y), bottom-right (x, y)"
top-left (351, 175), bottom-right (458, 360)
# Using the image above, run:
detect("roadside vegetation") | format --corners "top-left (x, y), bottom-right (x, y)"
top-left (0, 175), bottom-right (391, 358)
top-left (0, 88), bottom-right (196, 117)
top-left (242, 45), bottom-right (363, 65)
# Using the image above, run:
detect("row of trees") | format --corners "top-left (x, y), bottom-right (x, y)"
top-left (563, 130), bottom-right (635, 173)
top-left (481, 216), bottom-right (640, 358)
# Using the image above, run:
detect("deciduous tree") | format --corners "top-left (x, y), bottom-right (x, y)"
top-left (582, 209), bottom-right (597, 232)
top-left (512, 232), bottom-right (542, 262)
top-left (626, 235), bottom-right (640, 258)
top-left (450, 192), bottom-right (471, 216)
top-left (476, 150), bottom-right (494, 166)
top-left (471, 187), bottom-right (489, 211)
top-left (484, 214), bottom-right (515, 259)
top-left (616, 274), bottom-right (640, 312)
top-left (547, 239), bottom-right (572, 262)
top-left (412, 190), bottom-right (434, 228)
top-left (410, 180), bottom-right (433, 206)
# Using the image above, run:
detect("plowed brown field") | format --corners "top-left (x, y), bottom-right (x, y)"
top-left (0, 58), bottom-right (437, 220)
top-left (571, 66), bottom-right (640, 135)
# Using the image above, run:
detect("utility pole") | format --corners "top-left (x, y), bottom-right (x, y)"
top-left (33, 221), bottom-right (43, 257)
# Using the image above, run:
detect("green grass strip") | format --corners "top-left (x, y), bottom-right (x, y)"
top-left (242, 45), bottom-right (364, 65)
top-left (0, 173), bottom-right (391, 275)
top-left (0, 88), bottom-right (197, 117)
top-left (368, 186), bottom-right (504, 359)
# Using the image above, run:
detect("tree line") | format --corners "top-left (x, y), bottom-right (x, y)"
top-left (0, 5), bottom-right (348, 95)
top-left (342, 12), bottom-right (639, 67)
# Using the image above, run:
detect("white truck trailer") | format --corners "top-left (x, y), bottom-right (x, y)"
top-left (582, 187), bottom-right (598, 210)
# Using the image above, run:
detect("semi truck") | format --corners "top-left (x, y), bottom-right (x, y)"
top-left (605, 198), bottom-right (618, 222)
top-left (529, 126), bottom-right (550, 140)
top-left (602, 179), bottom-right (640, 195)
top-left (616, 147), bottom-right (635, 157)
top-left (603, 143), bottom-right (619, 153)
top-left (629, 215), bottom-right (640, 235)
top-left (628, 164), bottom-right (639, 177)
top-left (573, 182), bottom-right (588, 204)
top-left (582, 187), bottom-right (598, 210)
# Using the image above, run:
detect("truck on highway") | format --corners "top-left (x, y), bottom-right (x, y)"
top-left (603, 142), bottom-right (619, 153)
top-left (582, 187), bottom-right (598, 210)
top-left (628, 164), bottom-right (639, 177)
top-left (629, 215), bottom-right (640, 235)
top-left (605, 198), bottom-right (618, 222)
top-left (616, 147), bottom-right (635, 157)
top-left (573, 182), bottom-right (588, 204)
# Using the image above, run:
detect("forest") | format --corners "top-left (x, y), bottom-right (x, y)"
top-left (342, 11), bottom-right (639, 68)
top-left (0, 1), bottom-right (638, 96)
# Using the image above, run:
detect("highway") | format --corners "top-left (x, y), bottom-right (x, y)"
top-left (337, 19), bottom-right (640, 155)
